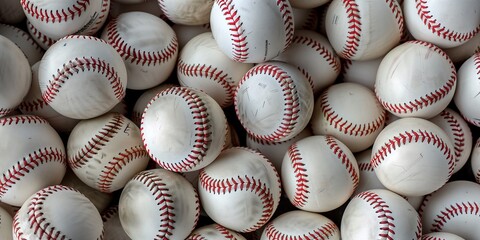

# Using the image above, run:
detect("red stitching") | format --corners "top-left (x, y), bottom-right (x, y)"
top-left (216, 0), bottom-right (249, 62)
top-left (438, 110), bottom-right (466, 165)
top-left (290, 35), bottom-right (341, 73)
top-left (341, 59), bottom-right (352, 76)
top-left (416, 0), bottom-right (480, 43)
top-left (297, 67), bottom-right (315, 91)
top-left (358, 161), bottom-right (375, 172)
top-left (287, 143), bottom-right (309, 208)
top-left (177, 60), bottom-right (235, 107)
top-left (422, 236), bottom-right (451, 240)
top-left (265, 221), bottom-right (338, 240)
top-left (0, 23), bottom-right (44, 53)
top-left (301, 9), bottom-right (318, 30)
top-left (42, 55), bottom-right (125, 104)
top-left (430, 201), bottom-right (480, 232)
top-left (415, 214), bottom-right (422, 239)
top-left (18, 97), bottom-right (45, 113)
top-left (377, 40), bottom-right (456, 114)
top-left (79, 0), bottom-right (109, 35)
top-left (236, 64), bottom-right (300, 142)
top-left (357, 191), bottom-right (396, 240)
top-left (101, 205), bottom-right (118, 222)
top-left (0, 107), bottom-right (16, 117)
top-left (97, 145), bottom-right (148, 192)
top-left (325, 136), bottom-right (359, 188)
top-left (68, 114), bottom-right (124, 169)
top-left (21, 0), bottom-right (90, 23)
top-left (387, 0), bottom-right (404, 38)
top-left (141, 87), bottom-right (212, 172)
top-left (341, 0), bottom-right (361, 59)
top-left (105, 17), bottom-right (178, 66)
top-left (371, 129), bottom-right (455, 176)
top-left (199, 169), bottom-right (275, 232)
top-left (277, 0), bottom-right (295, 51)
top-left (0, 147), bottom-right (65, 198)
top-left (26, 20), bottom-right (56, 49)
top-left (214, 224), bottom-right (238, 239)
top-left (0, 115), bottom-right (48, 126)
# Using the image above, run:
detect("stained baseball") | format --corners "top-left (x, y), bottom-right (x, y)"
top-left (159, 0), bottom-right (214, 25)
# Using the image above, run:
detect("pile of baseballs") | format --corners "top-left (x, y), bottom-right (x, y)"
top-left (0, 0), bottom-right (479, 239)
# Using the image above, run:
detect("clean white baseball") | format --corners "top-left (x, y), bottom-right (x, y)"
top-left (13, 185), bottom-right (104, 240)
top-left (282, 135), bottom-right (359, 212)
top-left (273, 29), bottom-right (341, 94)
top-left (444, 32), bottom-right (480, 64)
top-left (0, 23), bottom-right (44, 65)
top-left (119, 169), bottom-right (199, 239)
top-left (0, 0), bottom-right (25, 24)
top-left (38, 35), bottom-right (127, 120)
top-left (375, 40), bottom-right (457, 118)
top-left (0, 35), bottom-right (31, 118)
top-left (325, 0), bottom-right (404, 60)
top-left (159, 0), bottom-right (213, 25)
top-left (131, 83), bottom-right (175, 126)
top-left (178, 32), bottom-right (253, 108)
top-left (0, 115), bottom-right (67, 207)
top-left (234, 62), bottom-right (314, 142)
top-left (341, 189), bottom-right (422, 240)
top-left (210, 0), bottom-right (294, 63)
top-left (101, 11), bottom-right (178, 90)
top-left (310, 82), bottom-right (386, 153)
top-left (0, 206), bottom-right (12, 239)
top-left (341, 57), bottom-right (383, 90)
top-left (198, 147), bottom-right (281, 232)
top-left (67, 113), bottom-right (150, 193)
top-left (471, 138), bottom-right (480, 183)
top-left (422, 232), bottom-right (466, 240)
top-left (420, 180), bottom-right (480, 239)
top-left (101, 206), bottom-right (131, 240)
top-left (403, 0), bottom-right (480, 48)
top-left (26, 19), bottom-right (56, 50)
top-left (371, 117), bottom-right (455, 196)
top-left (141, 86), bottom-right (227, 172)
top-left (187, 224), bottom-right (246, 240)
top-left (453, 53), bottom-right (480, 127)
top-left (261, 210), bottom-right (340, 240)
top-left (289, 0), bottom-right (330, 9)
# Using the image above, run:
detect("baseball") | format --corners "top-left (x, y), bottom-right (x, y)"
top-left (101, 11), bottom-right (178, 90)
top-left (38, 35), bottom-right (128, 120)
top-left (141, 86), bottom-right (227, 172)
top-left (159, 0), bottom-right (214, 25)
top-left (187, 224), bottom-right (246, 240)
top-left (0, 23), bottom-right (44, 66)
top-left (131, 83), bottom-right (175, 126)
top-left (198, 147), bottom-right (281, 232)
top-left (341, 189), bottom-right (422, 240)
top-left (375, 40), bottom-right (456, 118)
top-left (310, 82), bottom-right (386, 153)
top-left (235, 62), bottom-right (314, 142)
top-left (453, 53), bottom-right (480, 127)
top-left (403, 0), bottom-right (480, 48)
top-left (282, 135), bottom-right (359, 212)
top-left (119, 169), bottom-right (199, 239)
top-left (178, 32), bottom-right (253, 108)
top-left (371, 117), bottom-right (454, 196)
top-left (26, 19), bottom-right (56, 50)
top-left (325, 0), bottom-right (404, 60)
top-left (210, 0), bottom-right (294, 63)
top-left (422, 232), bottom-right (466, 240)
top-left (101, 206), bottom-right (131, 240)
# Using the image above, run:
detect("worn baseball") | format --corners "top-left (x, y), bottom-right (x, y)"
top-left (141, 86), bottom-right (227, 172)
top-left (453, 53), bottom-right (480, 127)
top-left (341, 57), bottom-right (383, 90)
top-left (325, 0), bottom-right (404, 60)
top-left (0, 206), bottom-right (12, 239)
top-left (13, 185), bottom-right (104, 240)
top-left (0, 115), bottom-right (67, 207)
top-left (178, 32), bottom-right (253, 108)
top-left (282, 135), bottom-right (359, 212)
top-left (341, 189), bottom-right (422, 240)
top-left (376, 40), bottom-right (457, 118)
top-left (403, 0), bottom-right (480, 48)
top-left (26, 19), bottom-right (56, 50)
top-left (420, 181), bottom-right (480, 239)
top-left (0, 23), bottom-right (44, 66)
top-left (38, 35), bottom-right (127, 119)
top-left (311, 82), bottom-right (386, 153)
top-left (101, 206), bottom-right (131, 240)
top-left (422, 232), bottom-right (466, 240)
top-left (210, 0), bottom-right (294, 63)
top-left (101, 11), bottom-right (178, 90)
top-left (198, 147), bottom-right (281, 232)
top-left (187, 224), bottom-right (246, 240)
top-left (119, 169), bottom-right (199, 239)
top-left (131, 83), bottom-right (175, 126)
top-left (235, 62), bottom-right (314, 142)
top-left (371, 117), bottom-right (454, 196)
top-left (261, 210), bottom-right (340, 240)
top-left (159, 0), bottom-right (213, 25)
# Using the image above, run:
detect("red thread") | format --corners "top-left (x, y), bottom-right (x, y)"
top-left (26, 20), bottom-right (56, 49)
top-left (341, 59), bottom-right (353, 76)
top-left (0, 107), bottom-right (16, 117)
top-left (101, 205), bottom-right (118, 222)
top-left (439, 110), bottom-right (466, 165)
top-left (325, 136), bottom-right (359, 188)
top-left (0, 115), bottom-right (48, 126)
top-left (291, 35), bottom-right (341, 73)
top-left (214, 224), bottom-right (238, 239)
top-left (341, 0), bottom-right (361, 59)
top-left (387, 0), bottom-right (404, 38)
top-left (358, 161), bottom-right (375, 172)
top-left (277, 0), bottom-right (295, 51)
top-left (21, 0), bottom-right (90, 23)
top-left (430, 201), bottom-right (480, 232)
top-left (0, 23), bottom-right (44, 53)
top-left (265, 221), bottom-right (338, 240)
top-left (288, 143), bottom-right (310, 208)
top-left (216, 0), bottom-right (249, 62)
top-left (357, 191), bottom-right (396, 240)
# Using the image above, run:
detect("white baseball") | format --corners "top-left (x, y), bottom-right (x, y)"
top-left (444, 32), bottom-right (480, 64)
top-left (141, 86), bottom-right (227, 172)
top-left (273, 30), bottom-right (341, 94)
top-left (282, 135), bottom-right (359, 212)
top-left (0, 115), bottom-right (66, 207)
top-left (311, 82), bottom-right (386, 153)
top-left (187, 224), bottom-right (246, 240)
top-left (453, 53), bottom-right (480, 127)
top-left (210, 0), bottom-right (294, 63)
top-left (198, 147), bottom-right (281, 232)
top-left (119, 169), bottom-right (199, 239)
top-left (0, 206), bottom-right (12, 239)
top-left (178, 32), bottom-right (253, 108)
top-left (0, 0), bottom-right (25, 24)
top-left (172, 23), bottom-right (211, 50)
top-left (101, 11), bottom-right (178, 90)
top-left (420, 180), bottom-right (480, 239)
top-left (101, 206), bottom-right (131, 240)
top-left (26, 19), bottom-right (56, 50)
top-left (471, 138), bottom-right (480, 183)
top-left (0, 35), bottom-right (31, 118)
top-left (67, 113), bottom-right (150, 193)
top-left (289, 0), bottom-right (330, 9)
top-left (422, 232), bottom-right (466, 240)
top-left (429, 108), bottom-right (473, 173)
top-left (38, 35), bottom-right (127, 120)
top-left (325, 0), bottom-right (404, 60)
top-left (0, 23), bottom-right (44, 66)
top-left (371, 117), bottom-right (454, 196)
top-left (159, 0), bottom-right (213, 25)
top-left (376, 40), bottom-right (457, 118)
top-left (234, 62), bottom-right (314, 142)
top-left (261, 210), bottom-right (340, 240)
top-left (341, 57), bottom-right (383, 90)
top-left (341, 189), bottom-right (422, 240)
top-left (403, 0), bottom-right (480, 48)
top-left (131, 83), bottom-right (175, 126)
